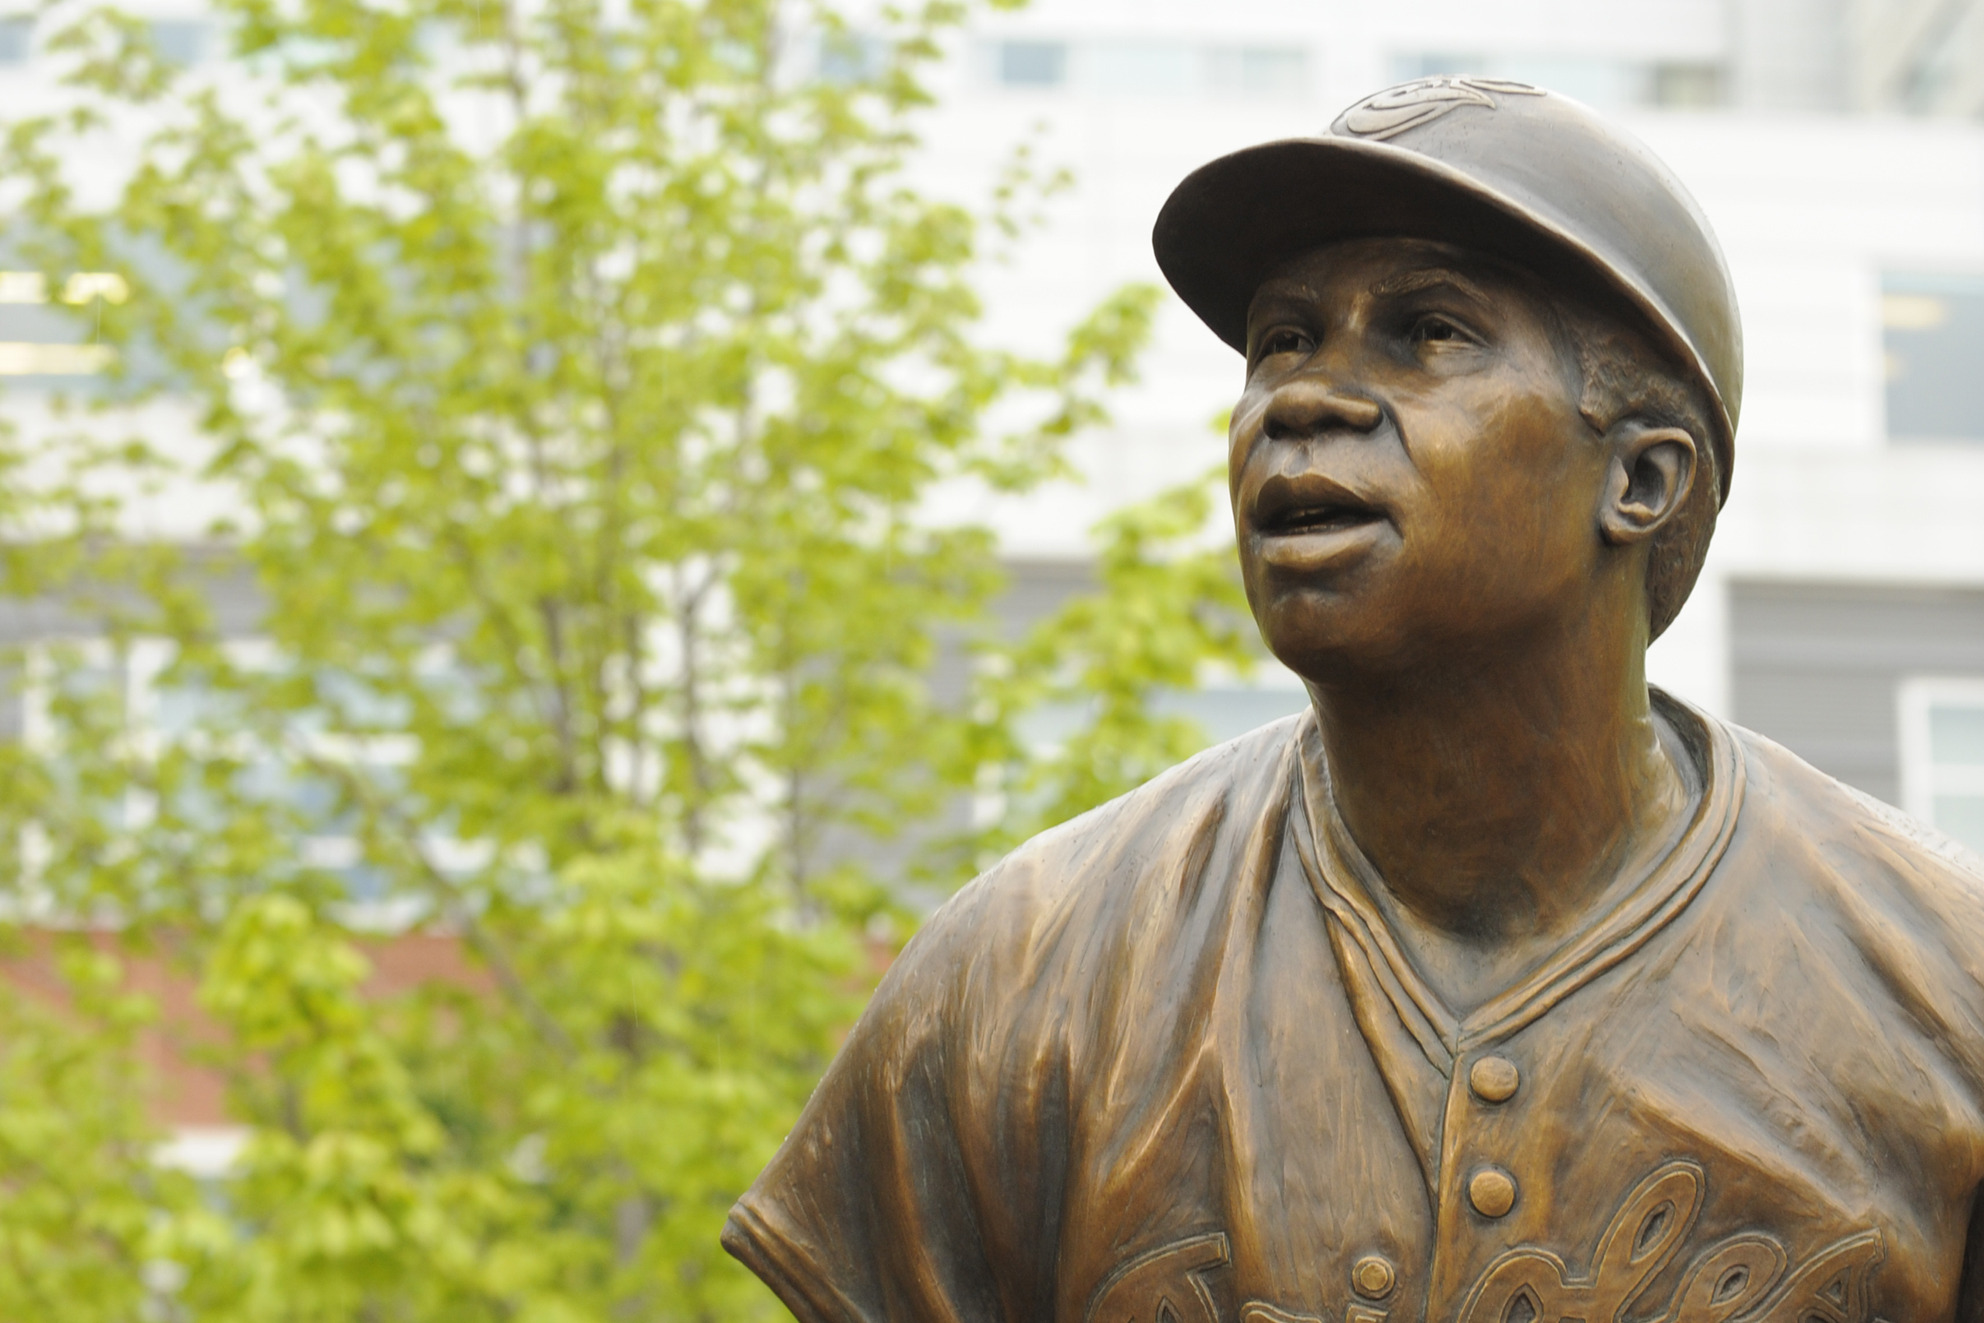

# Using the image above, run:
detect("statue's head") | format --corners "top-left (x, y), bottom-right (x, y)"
top-left (1154, 80), bottom-right (1741, 684)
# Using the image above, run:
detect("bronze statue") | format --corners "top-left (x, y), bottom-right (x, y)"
top-left (721, 78), bottom-right (1984, 1320)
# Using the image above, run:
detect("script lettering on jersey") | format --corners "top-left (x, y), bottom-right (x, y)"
top-left (1084, 1238), bottom-right (1350, 1323)
top-left (1086, 1234), bottom-right (1231, 1323)
top-left (1239, 1303), bottom-right (1326, 1323)
top-left (1456, 1160), bottom-right (1884, 1323)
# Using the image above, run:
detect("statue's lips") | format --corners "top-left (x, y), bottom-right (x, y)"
top-left (1258, 504), bottom-right (1384, 535)
top-left (1254, 514), bottom-right (1391, 572)
top-left (1249, 473), bottom-right (1392, 570)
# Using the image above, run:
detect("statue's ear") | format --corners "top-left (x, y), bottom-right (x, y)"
top-left (1598, 422), bottom-right (1696, 546)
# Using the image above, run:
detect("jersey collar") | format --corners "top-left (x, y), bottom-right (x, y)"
top-left (1291, 687), bottom-right (1746, 1070)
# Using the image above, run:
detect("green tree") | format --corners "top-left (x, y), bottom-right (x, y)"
top-left (0, 0), bottom-right (1252, 1317)
top-left (974, 467), bottom-right (1257, 852)
top-left (0, 935), bottom-right (197, 1320)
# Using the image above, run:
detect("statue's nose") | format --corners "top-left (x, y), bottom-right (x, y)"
top-left (1262, 376), bottom-right (1384, 443)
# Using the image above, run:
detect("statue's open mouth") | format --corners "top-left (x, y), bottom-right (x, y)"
top-left (1264, 504), bottom-right (1383, 535)
top-left (1252, 473), bottom-right (1387, 538)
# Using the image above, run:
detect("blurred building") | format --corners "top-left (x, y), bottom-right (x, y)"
top-left (902, 0), bottom-right (1984, 855)
top-left (0, 0), bottom-right (1977, 859)
top-left (1851, 0), bottom-right (1984, 115)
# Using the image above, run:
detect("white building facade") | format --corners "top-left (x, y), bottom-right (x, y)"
top-left (905, 0), bottom-right (1984, 852)
top-left (0, 0), bottom-right (1978, 850)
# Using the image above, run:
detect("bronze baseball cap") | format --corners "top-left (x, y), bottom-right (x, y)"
top-left (1153, 77), bottom-right (1741, 503)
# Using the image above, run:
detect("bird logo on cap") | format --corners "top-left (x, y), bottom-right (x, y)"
top-left (1338, 77), bottom-right (1546, 140)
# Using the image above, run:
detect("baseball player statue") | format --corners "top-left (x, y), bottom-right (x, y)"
top-left (722, 78), bottom-right (1984, 1321)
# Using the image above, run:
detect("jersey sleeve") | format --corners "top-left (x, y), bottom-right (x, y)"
top-left (720, 867), bottom-right (1066, 1323)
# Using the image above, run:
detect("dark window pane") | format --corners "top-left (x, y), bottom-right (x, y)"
top-left (0, 16), bottom-right (32, 64)
top-left (1884, 272), bottom-right (1984, 443)
top-left (1391, 53), bottom-right (1486, 82)
top-left (150, 20), bottom-right (210, 66)
top-left (818, 31), bottom-right (883, 84)
top-left (1152, 687), bottom-right (1310, 745)
top-left (1651, 62), bottom-right (1724, 107)
top-left (999, 40), bottom-right (1066, 88)
top-left (1930, 703), bottom-right (1984, 764)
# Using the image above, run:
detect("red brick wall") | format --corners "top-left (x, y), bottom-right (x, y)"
top-left (1, 929), bottom-right (484, 1126)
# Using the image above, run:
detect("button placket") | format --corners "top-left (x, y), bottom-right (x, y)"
top-left (1457, 1051), bottom-right (1521, 1219)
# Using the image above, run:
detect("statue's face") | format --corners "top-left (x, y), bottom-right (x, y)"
top-left (1230, 237), bottom-right (1611, 682)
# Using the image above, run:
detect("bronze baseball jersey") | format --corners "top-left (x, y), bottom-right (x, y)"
top-left (722, 694), bottom-right (1984, 1320)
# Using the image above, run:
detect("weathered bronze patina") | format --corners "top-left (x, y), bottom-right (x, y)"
top-left (722, 79), bottom-right (1984, 1320)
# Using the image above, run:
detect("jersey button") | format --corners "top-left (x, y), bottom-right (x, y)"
top-left (1468, 1166), bottom-right (1518, 1218)
top-left (1351, 1253), bottom-right (1396, 1300)
top-left (1468, 1055), bottom-right (1520, 1103)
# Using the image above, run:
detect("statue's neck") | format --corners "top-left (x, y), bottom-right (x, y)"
top-left (1305, 615), bottom-right (1694, 1012)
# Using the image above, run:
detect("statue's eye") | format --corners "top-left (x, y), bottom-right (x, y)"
top-left (1412, 314), bottom-right (1470, 345)
top-left (1258, 328), bottom-right (1313, 360)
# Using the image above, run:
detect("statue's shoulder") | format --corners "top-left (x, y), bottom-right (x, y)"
top-left (1716, 718), bottom-right (1984, 976)
top-left (1725, 718), bottom-right (1984, 889)
top-left (721, 716), bottom-right (1311, 1319)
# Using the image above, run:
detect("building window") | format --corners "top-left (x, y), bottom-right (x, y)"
top-left (996, 40), bottom-right (1067, 88)
top-left (1205, 46), bottom-right (1309, 99)
top-left (1392, 52), bottom-right (1484, 82)
top-left (20, 638), bottom-right (463, 915)
top-left (1649, 62), bottom-right (1723, 107)
top-left (0, 15), bottom-right (33, 64)
top-left (149, 19), bottom-right (211, 66)
top-left (988, 677), bottom-right (1308, 833)
top-left (1883, 272), bottom-right (1984, 444)
top-left (0, 268), bottom-right (128, 381)
top-left (1086, 40), bottom-right (1196, 96)
top-left (1388, 53), bottom-right (1726, 110)
top-left (1150, 683), bottom-right (1309, 746)
top-left (1899, 677), bottom-right (1984, 854)
top-left (983, 39), bottom-right (1308, 99)
top-left (0, 344), bottom-right (113, 375)
top-left (1012, 680), bottom-right (1308, 759)
top-left (816, 30), bottom-right (887, 84)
